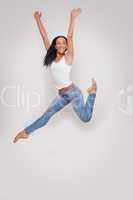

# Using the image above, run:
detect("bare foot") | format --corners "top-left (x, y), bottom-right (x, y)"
top-left (87, 78), bottom-right (97, 94)
top-left (13, 130), bottom-right (29, 143)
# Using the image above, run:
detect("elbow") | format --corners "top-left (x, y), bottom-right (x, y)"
top-left (67, 35), bottom-right (73, 39)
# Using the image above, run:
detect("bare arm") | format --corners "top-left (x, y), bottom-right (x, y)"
top-left (67, 14), bottom-right (76, 38)
top-left (34, 11), bottom-right (51, 50)
top-left (66, 8), bottom-right (82, 63)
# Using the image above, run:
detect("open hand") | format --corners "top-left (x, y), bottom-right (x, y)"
top-left (71, 8), bottom-right (82, 19)
top-left (34, 11), bottom-right (42, 19)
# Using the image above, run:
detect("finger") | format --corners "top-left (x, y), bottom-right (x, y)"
top-left (13, 137), bottom-right (17, 143)
top-left (77, 8), bottom-right (82, 12)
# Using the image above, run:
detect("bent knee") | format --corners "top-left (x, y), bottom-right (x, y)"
top-left (81, 115), bottom-right (92, 123)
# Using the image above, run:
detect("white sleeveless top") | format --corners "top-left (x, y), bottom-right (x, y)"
top-left (49, 56), bottom-right (73, 90)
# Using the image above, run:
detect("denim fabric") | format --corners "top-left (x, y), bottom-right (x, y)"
top-left (24, 85), bottom-right (96, 135)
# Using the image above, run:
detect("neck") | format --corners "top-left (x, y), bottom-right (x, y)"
top-left (56, 51), bottom-right (65, 57)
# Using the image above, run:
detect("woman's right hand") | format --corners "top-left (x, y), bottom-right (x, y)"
top-left (34, 11), bottom-right (42, 20)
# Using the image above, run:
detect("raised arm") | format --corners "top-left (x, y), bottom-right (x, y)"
top-left (66, 8), bottom-right (82, 62)
top-left (34, 11), bottom-right (51, 50)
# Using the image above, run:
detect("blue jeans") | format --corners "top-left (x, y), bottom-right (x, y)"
top-left (24, 84), bottom-right (96, 135)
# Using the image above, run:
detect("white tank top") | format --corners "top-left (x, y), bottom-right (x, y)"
top-left (49, 56), bottom-right (73, 90)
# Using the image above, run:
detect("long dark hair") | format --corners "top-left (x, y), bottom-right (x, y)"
top-left (43, 35), bottom-right (67, 69)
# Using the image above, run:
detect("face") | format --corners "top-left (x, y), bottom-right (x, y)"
top-left (55, 37), bottom-right (68, 54)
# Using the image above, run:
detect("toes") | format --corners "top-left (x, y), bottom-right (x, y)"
top-left (92, 80), bottom-right (96, 84)
top-left (13, 137), bottom-right (18, 143)
top-left (91, 78), bottom-right (95, 82)
top-left (13, 132), bottom-right (29, 143)
top-left (92, 80), bottom-right (97, 87)
top-left (13, 133), bottom-right (21, 143)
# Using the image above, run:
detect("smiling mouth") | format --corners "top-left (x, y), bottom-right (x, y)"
top-left (59, 49), bottom-right (65, 51)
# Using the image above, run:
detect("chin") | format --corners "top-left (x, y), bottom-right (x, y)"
top-left (58, 51), bottom-right (65, 54)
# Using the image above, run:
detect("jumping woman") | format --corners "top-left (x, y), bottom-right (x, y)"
top-left (13, 8), bottom-right (97, 143)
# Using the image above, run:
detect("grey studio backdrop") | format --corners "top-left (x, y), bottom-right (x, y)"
top-left (0, 0), bottom-right (133, 200)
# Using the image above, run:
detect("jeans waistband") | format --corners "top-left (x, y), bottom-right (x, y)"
top-left (58, 83), bottom-right (75, 95)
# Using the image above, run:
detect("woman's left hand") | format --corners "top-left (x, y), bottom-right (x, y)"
top-left (71, 8), bottom-right (82, 19)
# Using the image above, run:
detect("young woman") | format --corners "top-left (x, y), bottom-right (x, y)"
top-left (13, 8), bottom-right (97, 143)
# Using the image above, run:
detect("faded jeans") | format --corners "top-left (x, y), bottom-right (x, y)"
top-left (24, 84), bottom-right (96, 135)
